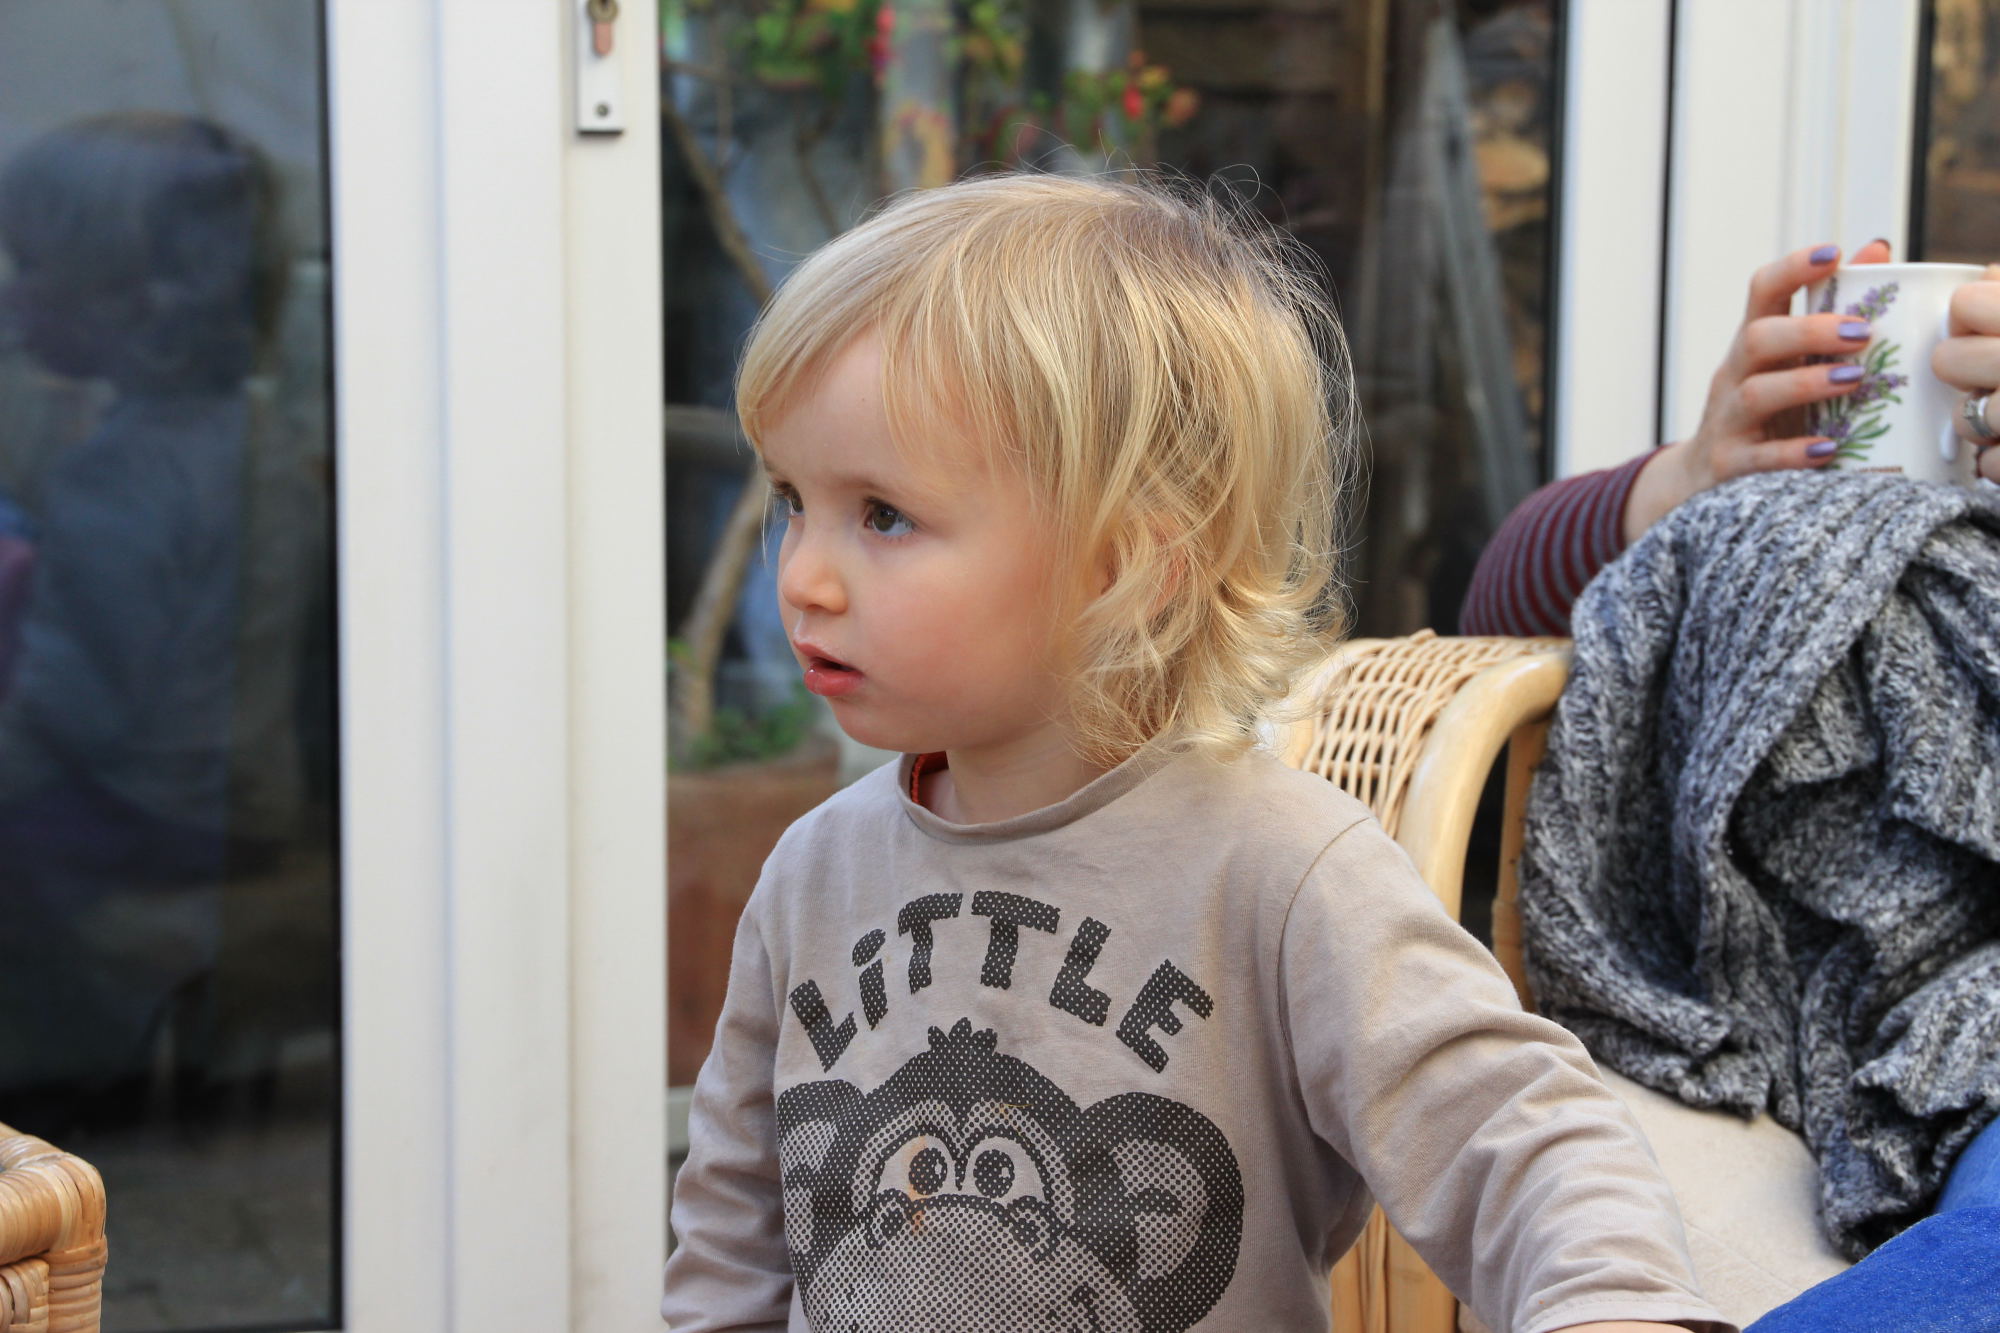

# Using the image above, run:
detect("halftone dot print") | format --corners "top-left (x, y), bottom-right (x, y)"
top-left (775, 1019), bottom-right (1243, 1331)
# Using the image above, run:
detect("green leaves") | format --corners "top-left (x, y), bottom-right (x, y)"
top-left (679, 685), bottom-right (818, 770)
top-left (741, 0), bottom-right (884, 100)
top-left (670, 636), bottom-right (819, 769)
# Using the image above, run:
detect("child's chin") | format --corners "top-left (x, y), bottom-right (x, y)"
top-left (829, 714), bottom-right (933, 756)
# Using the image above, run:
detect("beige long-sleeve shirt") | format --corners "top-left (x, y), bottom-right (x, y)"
top-left (662, 744), bottom-right (1732, 1333)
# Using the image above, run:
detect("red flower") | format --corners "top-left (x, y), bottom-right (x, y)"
top-left (1123, 84), bottom-right (1144, 121)
top-left (868, 5), bottom-right (894, 77)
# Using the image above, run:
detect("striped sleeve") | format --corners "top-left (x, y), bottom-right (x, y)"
top-left (1457, 452), bottom-right (1656, 637)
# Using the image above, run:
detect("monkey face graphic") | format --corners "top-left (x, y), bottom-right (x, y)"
top-left (778, 1020), bottom-right (1242, 1332)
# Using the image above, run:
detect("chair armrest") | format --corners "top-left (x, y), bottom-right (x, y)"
top-left (1398, 649), bottom-right (1568, 920)
top-left (0, 1255), bottom-right (50, 1329)
top-left (0, 1124), bottom-right (107, 1333)
top-left (0, 1124), bottom-right (105, 1268)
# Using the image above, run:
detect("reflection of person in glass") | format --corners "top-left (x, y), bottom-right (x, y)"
top-left (0, 113), bottom-right (293, 1109)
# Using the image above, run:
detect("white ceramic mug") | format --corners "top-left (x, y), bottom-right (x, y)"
top-left (1806, 262), bottom-right (1985, 484)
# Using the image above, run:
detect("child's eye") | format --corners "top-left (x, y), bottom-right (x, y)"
top-left (770, 486), bottom-right (803, 519)
top-left (864, 501), bottom-right (914, 538)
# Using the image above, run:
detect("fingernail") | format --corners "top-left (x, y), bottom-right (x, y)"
top-left (1809, 244), bottom-right (1839, 264)
top-left (1839, 320), bottom-right (1871, 340)
top-left (1829, 364), bottom-right (1865, 384)
top-left (1807, 440), bottom-right (1839, 459)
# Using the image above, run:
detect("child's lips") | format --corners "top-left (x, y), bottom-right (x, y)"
top-left (800, 652), bottom-right (863, 698)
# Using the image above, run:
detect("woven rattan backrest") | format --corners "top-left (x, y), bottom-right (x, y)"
top-left (1287, 630), bottom-right (1568, 838)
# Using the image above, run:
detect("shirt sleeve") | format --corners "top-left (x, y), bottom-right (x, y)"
top-left (1459, 452), bottom-right (1656, 638)
top-left (662, 897), bottom-right (794, 1332)
top-left (1279, 818), bottom-right (1735, 1333)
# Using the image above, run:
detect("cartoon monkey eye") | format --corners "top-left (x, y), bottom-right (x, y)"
top-left (876, 1133), bottom-right (956, 1199)
top-left (973, 1148), bottom-right (1013, 1198)
top-left (910, 1146), bottom-right (948, 1196)
top-left (962, 1135), bottom-right (1044, 1204)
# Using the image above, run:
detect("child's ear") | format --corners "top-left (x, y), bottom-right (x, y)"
top-left (1094, 542), bottom-right (1118, 597)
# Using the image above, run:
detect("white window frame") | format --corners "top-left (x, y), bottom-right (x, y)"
top-left (330, 2), bottom-right (665, 1329)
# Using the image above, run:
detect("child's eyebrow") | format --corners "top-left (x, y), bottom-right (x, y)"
top-left (766, 459), bottom-right (957, 505)
top-left (818, 469), bottom-right (953, 505)
top-left (761, 466), bottom-right (878, 491)
top-left (822, 469), bottom-right (905, 494)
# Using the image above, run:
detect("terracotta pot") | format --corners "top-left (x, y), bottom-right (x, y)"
top-left (667, 734), bottom-right (842, 1086)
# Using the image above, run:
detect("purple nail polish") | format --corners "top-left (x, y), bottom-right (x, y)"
top-left (1839, 320), bottom-right (1871, 340)
top-left (1829, 364), bottom-right (1865, 384)
top-left (1810, 244), bottom-right (1839, 264)
top-left (1807, 439), bottom-right (1838, 459)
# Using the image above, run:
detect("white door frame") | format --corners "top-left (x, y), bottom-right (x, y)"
top-left (1659, 0), bottom-right (1924, 443)
top-left (1552, 0), bottom-right (1675, 476)
top-left (330, 2), bottom-right (665, 1329)
top-left (562, 3), bottom-right (670, 1328)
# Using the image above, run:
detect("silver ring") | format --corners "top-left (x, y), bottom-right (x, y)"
top-left (1964, 392), bottom-right (2000, 444)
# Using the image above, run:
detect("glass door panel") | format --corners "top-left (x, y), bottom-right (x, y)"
top-left (1915, 0), bottom-right (2000, 262)
top-left (0, 4), bottom-right (339, 1328)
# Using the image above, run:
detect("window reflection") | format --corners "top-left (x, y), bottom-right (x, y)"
top-left (0, 5), bottom-right (337, 1330)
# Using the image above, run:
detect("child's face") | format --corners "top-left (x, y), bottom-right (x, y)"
top-left (762, 336), bottom-right (1085, 764)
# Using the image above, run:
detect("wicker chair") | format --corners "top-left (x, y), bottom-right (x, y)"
top-left (0, 1124), bottom-right (106, 1332)
top-left (1284, 631), bottom-right (1846, 1333)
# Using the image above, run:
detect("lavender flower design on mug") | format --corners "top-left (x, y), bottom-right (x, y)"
top-left (1810, 278), bottom-right (1910, 465)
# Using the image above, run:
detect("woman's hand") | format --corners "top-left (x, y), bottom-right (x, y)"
top-left (1938, 262), bottom-right (2000, 483)
top-left (1623, 239), bottom-right (1893, 544)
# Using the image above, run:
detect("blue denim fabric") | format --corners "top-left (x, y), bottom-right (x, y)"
top-left (1939, 1115), bottom-right (2000, 1214)
top-left (1746, 1207), bottom-right (2000, 1333)
top-left (1747, 1119), bottom-right (2000, 1331)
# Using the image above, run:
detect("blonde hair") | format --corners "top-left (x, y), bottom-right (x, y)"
top-left (737, 170), bottom-right (1355, 766)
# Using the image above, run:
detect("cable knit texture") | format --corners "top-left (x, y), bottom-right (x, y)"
top-left (1519, 471), bottom-right (2000, 1259)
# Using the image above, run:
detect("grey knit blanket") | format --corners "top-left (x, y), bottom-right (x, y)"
top-left (1519, 471), bottom-right (2000, 1258)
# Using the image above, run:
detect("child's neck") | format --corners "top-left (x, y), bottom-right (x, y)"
top-left (923, 732), bottom-right (1113, 825)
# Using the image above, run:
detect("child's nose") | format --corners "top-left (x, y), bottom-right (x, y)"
top-left (777, 528), bottom-right (847, 617)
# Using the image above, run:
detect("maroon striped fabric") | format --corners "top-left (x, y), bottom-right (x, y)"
top-left (1458, 452), bottom-right (1656, 637)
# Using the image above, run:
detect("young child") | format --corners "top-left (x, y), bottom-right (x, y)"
top-left (662, 171), bottom-right (1730, 1333)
